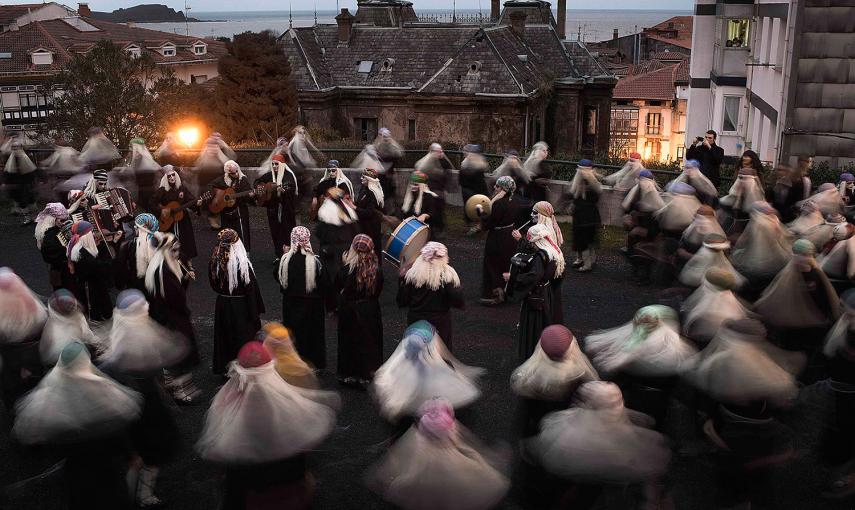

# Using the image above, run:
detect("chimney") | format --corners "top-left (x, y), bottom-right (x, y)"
top-left (335, 8), bottom-right (355, 43)
top-left (613, 28), bottom-right (619, 40)
top-left (491, 0), bottom-right (500, 21)
top-left (556, 0), bottom-right (566, 39)
top-left (509, 11), bottom-right (526, 38)
top-left (77, 2), bottom-right (91, 17)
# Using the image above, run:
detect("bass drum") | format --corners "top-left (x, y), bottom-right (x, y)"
top-left (383, 217), bottom-right (430, 267)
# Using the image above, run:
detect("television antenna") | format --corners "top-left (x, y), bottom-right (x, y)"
top-left (184, 0), bottom-right (191, 36)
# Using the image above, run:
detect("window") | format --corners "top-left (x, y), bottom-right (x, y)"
top-left (193, 44), bottom-right (207, 55)
top-left (644, 140), bottom-right (662, 161)
top-left (355, 117), bottom-right (378, 142)
top-left (584, 106), bottom-right (599, 136)
top-left (408, 119), bottom-right (416, 141)
top-left (357, 61), bottom-right (373, 73)
top-left (126, 46), bottom-right (141, 58)
top-left (646, 112), bottom-right (661, 135)
top-left (1, 91), bottom-right (20, 108)
top-left (676, 145), bottom-right (685, 161)
top-left (725, 19), bottom-right (750, 48)
top-left (31, 51), bottom-right (53, 65)
top-left (609, 107), bottom-right (639, 158)
top-left (722, 96), bottom-right (740, 133)
top-left (161, 44), bottom-right (176, 57)
top-left (191, 75), bottom-right (208, 84)
top-left (19, 93), bottom-right (37, 108)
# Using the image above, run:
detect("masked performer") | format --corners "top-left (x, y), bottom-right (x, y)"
top-left (116, 213), bottom-right (158, 291)
top-left (367, 398), bottom-right (509, 510)
top-left (278, 226), bottom-right (327, 370)
top-left (79, 126), bottom-right (120, 170)
top-left (401, 170), bottom-right (438, 229)
top-left (511, 224), bottom-right (565, 362)
top-left (397, 242), bottom-right (464, 349)
top-left (354, 167), bottom-right (385, 258)
top-left (210, 160), bottom-right (254, 251)
top-left (209, 229), bottom-right (265, 375)
top-left (569, 159), bottom-right (602, 272)
top-left (414, 143), bottom-right (454, 235)
top-left (197, 341), bottom-right (339, 510)
top-left (35, 203), bottom-right (75, 291)
top-left (0, 268), bottom-right (47, 407)
top-left (478, 176), bottom-right (521, 305)
top-left (150, 165), bottom-right (200, 267)
top-left (68, 220), bottom-right (114, 321)
top-left (313, 160), bottom-right (354, 205)
top-left (315, 186), bottom-right (359, 305)
top-left (337, 234), bottom-right (384, 387)
top-left (255, 154), bottom-right (298, 261)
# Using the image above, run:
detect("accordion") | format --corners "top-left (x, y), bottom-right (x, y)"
top-left (504, 251), bottom-right (537, 298)
top-left (56, 230), bottom-right (70, 247)
top-left (94, 188), bottom-right (133, 222)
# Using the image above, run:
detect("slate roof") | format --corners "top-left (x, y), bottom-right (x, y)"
top-left (0, 16), bottom-right (226, 75)
top-left (284, 22), bottom-right (605, 96)
top-left (613, 63), bottom-right (679, 101)
top-left (644, 15), bottom-right (693, 50)
top-left (0, 3), bottom-right (43, 25)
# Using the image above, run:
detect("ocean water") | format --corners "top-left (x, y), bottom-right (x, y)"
top-left (137, 9), bottom-right (690, 42)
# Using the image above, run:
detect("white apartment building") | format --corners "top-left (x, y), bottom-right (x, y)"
top-left (686, 0), bottom-right (854, 166)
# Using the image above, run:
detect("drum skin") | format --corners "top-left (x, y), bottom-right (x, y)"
top-left (384, 217), bottom-right (430, 266)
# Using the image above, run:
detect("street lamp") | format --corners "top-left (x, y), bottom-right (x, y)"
top-left (177, 126), bottom-right (200, 148)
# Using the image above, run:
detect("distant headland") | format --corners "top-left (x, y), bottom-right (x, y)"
top-left (91, 4), bottom-right (200, 23)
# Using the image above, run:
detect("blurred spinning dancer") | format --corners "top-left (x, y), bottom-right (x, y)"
top-left (39, 289), bottom-right (97, 367)
top-left (0, 268), bottom-right (47, 406)
top-left (568, 159), bottom-right (602, 272)
top-left (79, 126), bottom-right (120, 171)
top-left (209, 229), bottom-right (265, 375)
top-left (414, 143), bottom-right (454, 235)
top-left (3, 138), bottom-right (39, 222)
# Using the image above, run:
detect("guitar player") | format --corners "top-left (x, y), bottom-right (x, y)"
top-left (150, 165), bottom-right (202, 268)
top-left (253, 154), bottom-right (298, 263)
top-left (208, 160), bottom-right (255, 251)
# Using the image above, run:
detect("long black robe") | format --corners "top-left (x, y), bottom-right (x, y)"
top-left (522, 161), bottom-right (552, 203)
top-left (40, 225), bottom-right (78, 294)
top-left (514, 250), bottom-right (558, 362)
top-left (423, 158), bottom-right (453, 233)
top-left (279, 252), bottom-right (327, 369)
top-left (396, 279), bottom-right (464, 350)
top-left (571, 188), bottom-right (601, 252)
top-left (209, 266), bottom-right (265, 375)
top-left (314, 213), bottom-right (359, 309)
top-left (336, 265), bottom-right (384, 380)
top-left (73, 245), bottom-right (114, 321)
top-left (148, 265), bottom-right (200, 371)
top-left (459, 160), bottom-right (489, 208)
top-left (481, 194), bottom-right (520, 298)
top-left (355, 186), bottom-right (385, 258)
top-left (149, 184), bottom-right (199, 262)
top-left (254, 171), bottom-right (297, 259)
top-left (210, 175), bottom-right (253, 251)
top-left (115, 235), bottom-right (144, 291)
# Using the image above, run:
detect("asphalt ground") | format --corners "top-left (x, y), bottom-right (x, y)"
top-left (0, 197), bottom-right (848, 510)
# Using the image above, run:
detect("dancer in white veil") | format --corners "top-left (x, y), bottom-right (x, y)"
top-left (79, 127), bottom-right (120, 168)
top-left (669, 159), bottom-right (718, 205)
top-left (679, 233), bottom-right (745, 288)
top-left (655, 182), bottom-right (702, 234)
top-left (682, 268), bottom-right (752, 344)
top-left (787, 200), bottom-right (824, 237)
top-left (604, 151), bottom-right (644, 192)
top-left (820, 223), bottom-right (855, 280)
top-left (731, 201), bottom-right (793, 285)
top-left (39, 289), bottom-right (97, 366)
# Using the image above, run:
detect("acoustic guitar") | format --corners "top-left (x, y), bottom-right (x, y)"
top-left (207, 186), bottom-right (262, 214)
top-left (159, 191), bottom-right (212, 232)
top-left (255, 181), bottom-right (292, 207)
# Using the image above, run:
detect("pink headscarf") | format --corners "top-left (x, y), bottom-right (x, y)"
top-left (290, 226), bottom-right (312, 252)
top-left (417, 398), bottom-right (456, 440)
top-left (36, 203), bottom-right (69, 223)
top-left (420, 241), bottom-right (448, 262)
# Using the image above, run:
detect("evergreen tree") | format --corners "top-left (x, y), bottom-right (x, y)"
top-left (214, 30), bottom-right (298, 145)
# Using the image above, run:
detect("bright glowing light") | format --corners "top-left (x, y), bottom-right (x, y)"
top-left (177, 126), bottom-right (200, 148)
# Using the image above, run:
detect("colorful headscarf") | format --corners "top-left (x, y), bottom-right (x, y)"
top-left (237, 341), bottom-right (272, 369)
top-left (417, 398), bottom-right (457, 441)
top-left (278, 226), bottom-right (319, 293)
top-left (260, 323), bottom-right (317, 387)
top-left (420, 241), bottom-right (448, 262)
top-left (405, 242), bottom-right (460, 290)
top-left (533, 201), bottom-right (564, 246)
top-left (291, 226), bottom-right (312, 251)
top-left (496, 176), bottom-right (516, 193)
top-left (410, 170), bottom-right (428, 184)
top-left (344, 234), bottom-right (378, 292)
top-left (36, 203), bottom-right (69, 223)
top-left (134, 213), bottom-right (158, 240)
top-left (526, 223), bottom-right (565, 276)
top-left (210, 228), bottom-right (253, 293)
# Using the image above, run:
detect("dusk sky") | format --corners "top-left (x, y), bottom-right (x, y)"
top-left (8, 0), bottom-right (694, 12)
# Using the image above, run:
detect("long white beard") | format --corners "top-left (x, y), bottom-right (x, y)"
top-left (365, 177), bottom-right (384, 207)
top-left (402, 184), bottom-right (436, 215)
top-left (35, 217), bottom-right (56, 250)
top-left (278, 247), bottom-right (319, 293)
top-left (225, 241), bottom-right (254, 294)
top-left (144, 249), bottom-right (183, 296)
top-left (404, 256), bottom-right (460, 291)
top-left (533, 238), bottom-right (566, 277)
top-left (135, 231), bottom-right (157, 279)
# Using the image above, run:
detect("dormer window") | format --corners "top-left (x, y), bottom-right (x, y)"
top-left (381, 58), bottom-right (394, 72)
top-left (160, 43), bottom-right (176, 57)
top-left (30, 49), bottom-right (53, 66)
top-left (125, 45), bottom-right (141, 58)
top-left (193, 43), bottom-right (207, 55)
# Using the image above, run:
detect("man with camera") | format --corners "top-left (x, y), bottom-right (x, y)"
top-left (686, 130), bottom-right (725, 187)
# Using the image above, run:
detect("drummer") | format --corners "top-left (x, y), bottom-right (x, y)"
top-left (477, 176), bottom-right (522, 306)
top-left (401, 170), bottom-right (438, 237)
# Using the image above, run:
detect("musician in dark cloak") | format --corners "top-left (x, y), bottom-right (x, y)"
top-left (459, 144), bottom-right (490, 224)
top-left (510, 224), bottom-right (565, 362)
top-left (478, 176), bottom-right (521, 306)
top-left (254, 154), bottom-right (298, 262)
top-left (68, 220), bottom-right (116, 320)
top-left (150, 165), bottom-right (201, 267)
top-left (209, 160), bottom-right (255, 252)
top-left (145, 233), bottom-right (202, 403)
top-left (414, 143), bottom-right (454, 235)
top-left (69, 168), bottom-right (109, 212)
top-left (374, 127), bottom-right (404, 213)
top-left (313, 160), bottom-right (354, 204)
top-left (35, 203), bottom-right (76, 292)
top-left (116, 213), bottom-right (159, 291)
top-left (397, 242), bottom-right (464, 350)
top-left (208, 229), bottom-right (265, 375)
top-left (568, 159), bottom-right (602, 273)
top-left (315, 186), bottom-right (360, 308)
top-left (401, 170), bottom-right (438, 230)
top-left (336, 234), bottom-right (384, 386)
top-left (278, 226), bottom-right (327, 369)
top-left (354, 167), bottom-right (386, 258)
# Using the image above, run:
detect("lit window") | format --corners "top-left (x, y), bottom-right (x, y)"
top-left (585, 106), bottom-right (599, 136)
top-left (725, 19), bottom-right (750, 48)
top-left (722, 96), bottom-right (740, 133)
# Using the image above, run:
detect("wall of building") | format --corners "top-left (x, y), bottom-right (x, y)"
top-left (5, 4), bottom-right (71, 31)
top-left (163, 61), bottom-right (220, 84)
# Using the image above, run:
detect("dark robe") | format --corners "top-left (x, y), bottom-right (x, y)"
top-left (62, 433), bottom-right (134, 510)
top-left (147, 265), bottom-right (200, 370)
top-left (314, 211), bottom-right (359, 309)
top-left (221, 457), bottom-right (312, 510)
top-left (421, 158), bottom-right (453, 233)
top-left (336, 265), bottom-right (384, 380)
top-left (279, 252), bottom-right (326, 369)
top-left (523, 161), bottom-right (552, 203)
top-left (4, 169), bottom-right (37, 208)
top-left (767, 178), bottom-right (808, 224)
top-left (459, 159), bottom-right (489, 216)
top-left (313, 178), bottom-right (352, 200)
top-left (570, 188), bottom-right (601, 252)
top-left (401, 190), bottom-right (438, 235)
top-left (150, 184), bottom-right (199, 262)
top-left (254, 171), bottom-right (297, 259)
top-left (209, 266), bottom-right (265, 375)
top-left (513, 250), bottom-right (559, 362)
top-left (481, 194), bottom-right (520, 298)
top-left (210, 175), bottom-right (253, 251)
top-left (355, 186), bottom-right (385, 258)
top-left (73, 245), bottom-right (114, 321)
top-left (40, 226), bottom-right (78, 293)
top-left (115, 235), bottom-right (144, 291)
top-left (396, 279), bottom-right (464, 350)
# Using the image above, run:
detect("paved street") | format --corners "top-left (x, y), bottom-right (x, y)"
top-left (0, 200), bottom-right (848, 510)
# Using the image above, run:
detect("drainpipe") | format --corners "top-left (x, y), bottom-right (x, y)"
top-left (524, 105), bottom-right (530, 149)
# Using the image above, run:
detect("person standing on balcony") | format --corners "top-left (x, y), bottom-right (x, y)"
top-left (686, 130), bottom-right (724, 188)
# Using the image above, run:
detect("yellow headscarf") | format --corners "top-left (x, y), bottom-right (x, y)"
top-left (260, 323), bottom-right (318, 389)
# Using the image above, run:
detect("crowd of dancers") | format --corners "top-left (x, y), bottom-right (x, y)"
top-left (1, 123), bottom-right (855, 509)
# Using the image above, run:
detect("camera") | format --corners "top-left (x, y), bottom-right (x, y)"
top-left (696, 136), bottom-right (704, 142)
